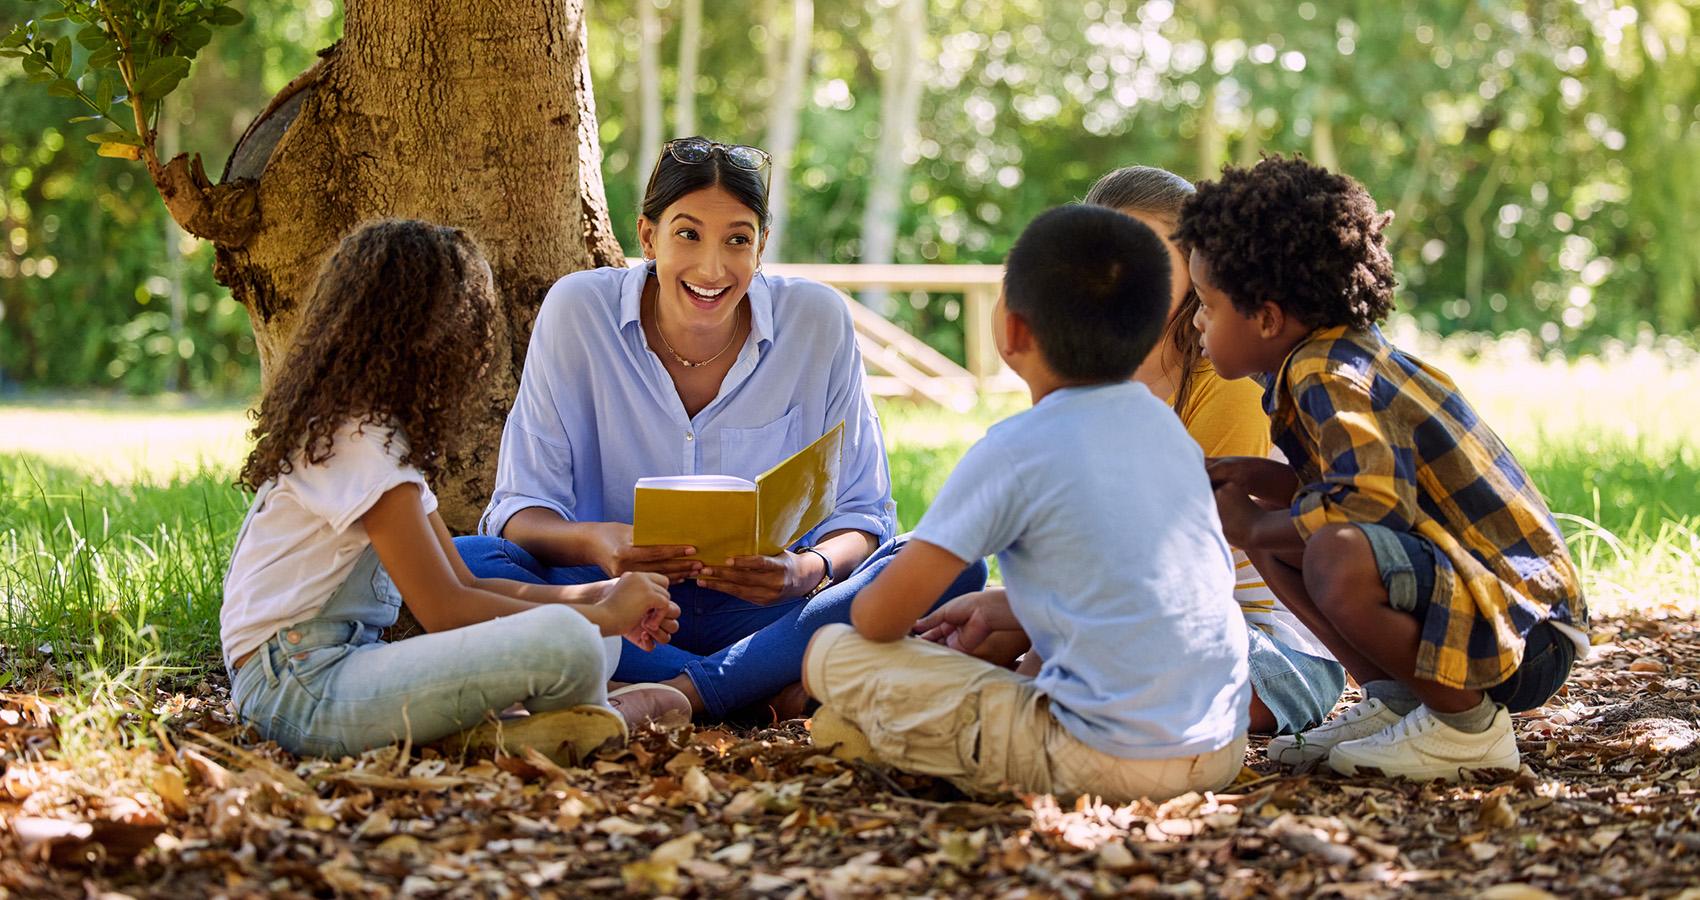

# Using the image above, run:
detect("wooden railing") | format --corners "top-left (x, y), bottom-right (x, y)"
top-left (765, 263), bottom-right (1015, 409)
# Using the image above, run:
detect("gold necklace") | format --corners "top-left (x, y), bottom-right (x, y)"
top-left (650, 290), bottom-right (743, 369)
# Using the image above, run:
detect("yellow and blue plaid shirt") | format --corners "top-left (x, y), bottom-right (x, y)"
top-left (1264, 326), bottom-right (1586, 690)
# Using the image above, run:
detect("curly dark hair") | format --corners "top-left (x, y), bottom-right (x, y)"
top-left (1173, 155), bottom-right (1397, 329)
top-left (239, 219), bottom-right (498, 492)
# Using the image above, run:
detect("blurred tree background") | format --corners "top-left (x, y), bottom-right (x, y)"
top-left (3, 0), bottom-right (1697, 394)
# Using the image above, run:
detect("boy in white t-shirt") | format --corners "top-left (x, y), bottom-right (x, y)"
top-left (802, 205), bottom-right (1250, 803)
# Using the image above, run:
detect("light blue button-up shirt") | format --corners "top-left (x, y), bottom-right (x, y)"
top-left (479, 263), bottom-right (898, 549)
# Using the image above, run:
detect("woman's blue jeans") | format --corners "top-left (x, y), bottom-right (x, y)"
top-left (453, 534), bottom-right (989, 718)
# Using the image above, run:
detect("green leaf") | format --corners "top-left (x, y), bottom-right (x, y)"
top-left (0, 47), bottom-right (26, 59)
top-left (207, 6), bottom-right (244, 26)
top-left (76, 23), bottom-right (105, 50)
top-left (1, 28), bottom-right (28, 49)
top-left (88, 44), bottom-right (120, 67)
top-left (176, 23), bottom-right (213, 54)
top-left (86, 128), bottom-right (143, 146)
top-left (47, 77), bottom-right (79, 98)
top-left (69, 114), bottom-right (105, 123)
top-left (133, 55), bottom-right (191, 101)
top-left (39, 10), bottom-right (71, 23)
top-left (20, 54), bottom-right (44, 74)
top-left (27, 68), bottom-right (56, 84)
top-left (52, 35), bottom-right (70, 72)
top-left (96, 73), bottom-right (114, 110)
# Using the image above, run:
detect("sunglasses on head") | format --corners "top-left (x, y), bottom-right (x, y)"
top-left (646, 138), bottom-right (773, 197)
top-left (662, 137), bottom-right (771, 171)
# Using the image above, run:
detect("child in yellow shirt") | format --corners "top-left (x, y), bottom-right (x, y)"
top-left (1085, 165), bottom-right (1346, 735)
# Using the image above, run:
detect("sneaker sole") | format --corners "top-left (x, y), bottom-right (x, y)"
top-left (468, 704), bottom-right (627, 767)
top-left (1327, 749), bottom-right (1520, 782)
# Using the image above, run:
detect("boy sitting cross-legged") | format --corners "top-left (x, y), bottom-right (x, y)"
top-left (801, 205), bottom-right (1251, 804)
top-left (1176, 156), bottom-right (1590, 781)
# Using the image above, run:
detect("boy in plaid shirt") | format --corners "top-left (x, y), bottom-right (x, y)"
top-left (1178, 157), bottom-right (1589, 780)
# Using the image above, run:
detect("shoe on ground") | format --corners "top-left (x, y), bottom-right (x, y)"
top-left (809, 706), bottom-right (878, 764)
top-left (1265, 698), bottom-right (1404, 766)
top-left (1327, 704), bottom-right (1520, 782)
top-left (465, 703), bottom-right (626, 767)
top-left (608, 682), bottom-right (693, 730)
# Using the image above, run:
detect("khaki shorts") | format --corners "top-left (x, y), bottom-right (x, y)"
top-left (803, 624), bottom-right (1247, 804)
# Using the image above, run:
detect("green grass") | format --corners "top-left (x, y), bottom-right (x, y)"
top-left (0, 453), bottom-right (245, 686)
top-left (2, 350), bottom-right (1698, 693)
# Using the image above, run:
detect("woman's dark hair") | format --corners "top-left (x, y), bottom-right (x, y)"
top-left (239, 219), bottom-right (498, 491)
top-left (1004, 205), bottom-right (1171, 383)
top-left (640, 136), bottom-right (771, 232)
top-left (1173, 155), bottom-right (1397, 330)
top-left (1084, 165), bottom-right (1205, 414)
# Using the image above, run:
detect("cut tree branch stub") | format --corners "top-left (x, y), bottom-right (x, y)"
top-left (151, 152), bottom-right (260, 247)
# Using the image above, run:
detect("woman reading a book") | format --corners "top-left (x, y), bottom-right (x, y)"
top-left (452, 137), bottom-right (987, 721)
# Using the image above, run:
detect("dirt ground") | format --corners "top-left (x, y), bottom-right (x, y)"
top-left (3, 611), bottom-right (1697, 898)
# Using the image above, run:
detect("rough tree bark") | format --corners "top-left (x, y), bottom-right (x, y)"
top-left (154, 0), bottom-right (624, 531)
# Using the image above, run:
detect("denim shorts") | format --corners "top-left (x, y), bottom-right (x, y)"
top-left (1246, 625), bottom-right (1346, 735)
top-left (1355, 523), bottom-right (1576, 712)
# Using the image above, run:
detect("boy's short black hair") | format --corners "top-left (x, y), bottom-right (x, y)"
top-left (1003, 205), bottom-right (1171, 382)
top-left (1173, 155), bottom-right (1397, 329)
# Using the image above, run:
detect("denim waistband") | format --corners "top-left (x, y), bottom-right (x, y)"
top-left (229, 617), bottom-right (385, 683)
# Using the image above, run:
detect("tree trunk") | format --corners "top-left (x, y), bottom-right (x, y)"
top-left (857, 0), bottom-right (926, 309)
top-left (764, 0), bottom-right (813, 260)
top-left (188, 0), bottom-right (622, 531)
top-left (674, 0), bottom-right (702, 137)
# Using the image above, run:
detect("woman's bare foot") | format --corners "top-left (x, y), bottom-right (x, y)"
top-left (767, 681), bottom-right (814, 721)
top-left (662, 673), bottom-right (707, 716)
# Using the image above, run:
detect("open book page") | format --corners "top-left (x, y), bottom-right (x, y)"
top-left (631, 421), bottom-right (845, 565)
top-left (755, 422), bottom-right (843, 555)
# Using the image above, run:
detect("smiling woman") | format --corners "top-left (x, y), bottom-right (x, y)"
top-left (447, 137), bottom-right (987, 721)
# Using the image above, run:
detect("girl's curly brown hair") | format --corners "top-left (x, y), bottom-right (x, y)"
top-left (239, 219), bottom-right (497, 492)
top-left (1173, 155), bottom-right (1397, 330)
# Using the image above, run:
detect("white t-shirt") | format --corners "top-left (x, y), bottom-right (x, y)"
top-left (912, 382), bottom-right (1251, 760)
top-left (220, 422), bottom-right (437, 669)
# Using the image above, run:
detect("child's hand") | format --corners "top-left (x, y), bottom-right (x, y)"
top-left (595, 572), bottom-right (680, 649)
top-left (914, 589), bottom-right (1023, 654)
top-left (1211, 482), bottom-right (1263, 548)
top-left (1206, 456), bottom-right (1299, 506)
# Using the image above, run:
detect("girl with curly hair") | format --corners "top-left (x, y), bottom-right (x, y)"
top-left (221, 219), bottom-right (683, 765)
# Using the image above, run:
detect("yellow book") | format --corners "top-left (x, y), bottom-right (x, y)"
top-left (632, 422), bottom-right (844, 564)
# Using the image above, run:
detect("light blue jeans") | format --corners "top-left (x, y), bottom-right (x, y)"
top-left (229, 546), bottom-right (611, 758)
top-left (1245, 625), bottom-right (1347, 735)
top-left (454, 533), bottom-right (990, 718)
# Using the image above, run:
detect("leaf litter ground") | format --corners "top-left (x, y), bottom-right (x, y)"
top-left (3, 611), bottom-right (1698, 898)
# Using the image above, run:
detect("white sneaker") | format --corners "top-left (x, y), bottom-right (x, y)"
top-left (1327, 704), bottom-right (1519, 781)
top-left (1265, 698), bottom-right (1404, 765)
